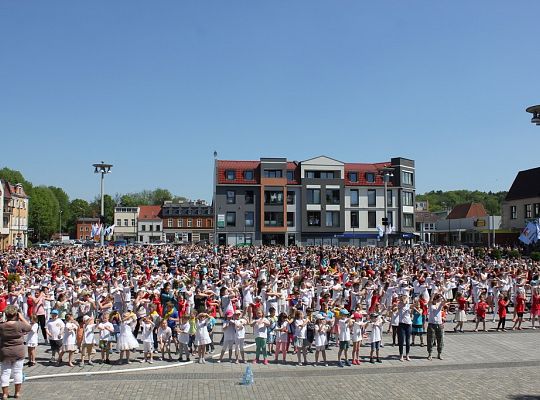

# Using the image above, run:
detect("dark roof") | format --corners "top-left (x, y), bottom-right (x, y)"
top-left (414, 211), bottom-right (441, 223)
top-left (505, 166), bottom-right (540, 201)
top-left (76, 217), bottom-right (99, 223)
top-left (447, 203), bottom-right (488, 219)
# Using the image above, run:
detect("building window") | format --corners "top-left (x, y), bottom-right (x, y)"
top-left (325, 211), bottom-right (340, 227)
top-left (226, 212), bottom-right (236, 227)
top-left (117, 219), bottom-right (121, 226)
top-left (367, 189), bottom-right (376, 207)
top-left (350, 190), bottom-right (359, 207)
top-left (124, 219), bottom-right (128, 227)
top-left (245, 211), bottom-right (254, 227)
top-left (525, 204), bottom-right (532, 219)
top-left (325, 189), bottom-right (340, 205)
top-left (535, 203), bottom-right (540, 218)
top-left (264, 212), bottom-right (283, 227)
top-left (197, 219), bottom-right (202, 227)
top-left (245, 191), bottom-right (254, 204)
top-left (403, 191), bottom-right (414, 206)
top-left (264, 191), bottom-right (284, 205)
top-left (156, 225), bottom-right (160, 231)
top-left (187, 219), bottom-right (192, 227)
top-left (287, 212), bottom-right (294, 227)
top-left (149, 225), bottom-right (153, 231)
top-left (168, 219), bottom-right (172, 227)
top-left (80, 227), bottom-right (84, 232)
top-left (365, 173), bottom-right (375, 183)
top-left (178, 219), bottom-right (183, 228)
top-left (307, 189), bottom-right (321, 204)
top-left (140, 236), bottom-right (143, 242)
top-left (510, 206), bottom-right (517, 219)
top-left (387, 190), bottom-right (393, 207)
top-left (131, 219), bottom-right (135, 226)
top-left (244, 170), bottom-right (254, 180)
top-left (349, 172), bottom-right (358, 183)
top-left (307, 211), bottom-right (321, 226)
top-left (404, 213), bottom-right (414, 227)
top-left (226, 170), bottom-right (236, 180)
top-left (263, 169), bottom-right (283, 178)
top-left (142, 225), bottom-right (146, 231)
top-left (286, 191), bottom-right (295, 205)
top-left (387, 211), bottom-right (393, 227)
top-left (368, 211), bottom-right (376, 228)
top-left (402, 171), bottom-right (414, 185)
top-left (350, 211), bottom-right (359, 228)
top-left (306, 171), bottom-right (335, 179)
top-left (226, 190), bottom-right (236, 204)
top-left (286, 170), bottom-right (294, 182)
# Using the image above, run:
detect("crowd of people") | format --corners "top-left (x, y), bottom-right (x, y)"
top-left (0, 243), bottom-right (539, 397)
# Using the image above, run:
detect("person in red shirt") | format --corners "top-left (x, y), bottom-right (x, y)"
top-left (496, 294), bottom-right (509, 332)
top-left (531, 286), bottom-right (540, 330)
top-left (474, 295), bottom-right (489, 332)
top-left (512, 290), bottom-right (526, 330)
top-left (453, 292), bottom-right (468, 333)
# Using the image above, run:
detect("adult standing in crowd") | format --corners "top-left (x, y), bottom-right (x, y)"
top-left (0, 305), bottom-right (32, 399)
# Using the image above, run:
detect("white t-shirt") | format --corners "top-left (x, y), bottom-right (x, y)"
top-left (314, 324), bottom-right (328, 347)
top-left (141, 322), bottom-right (154, 343)
top-left (26, 323), bottom-right (39, 346)
top-left (46, 319), bottom-right (65, 340)
top-left (338, 318), bottom-right (351, 342)
top-left (178, 322), bottom-right (190, 344)
top-left (98, 322), bottom-right (114, 341)
top-left (83, 324), bottom-right (96, 345)
top-left (368, 321), bottom-right (383, 343)
top-left (222, 320), bottom-right (236, 342)
top-left (253, 318), bottom-right (268, 339)
top-left (294, 319), bottom-right (307, 339)
top-left (352, 321), bottom-right (364, 342)
top-left (275, 321), bottom-right (288, 343)
top-left (63, 322), bottom-right (77, 345)
top-left (157, 326), bottom-right (172, 343)
top-left (234, 319), bottom-right (247, 340)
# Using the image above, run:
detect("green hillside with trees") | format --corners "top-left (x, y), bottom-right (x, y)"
top-left (416, 190), bottom-right (508, 215)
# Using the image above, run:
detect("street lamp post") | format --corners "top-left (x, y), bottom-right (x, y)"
top-left (93, 162), bottom-right (113, 246)
top-left (380, 167), bottom-right (394, 247)
top-left (526, 105), bottom-right (540, 125)
top-left (59, 210), bottom-right (62, 241)
top-left (213, 151), bottom-right (218, 248)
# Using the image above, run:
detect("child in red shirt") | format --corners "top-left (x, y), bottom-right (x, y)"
top-left (512, 291), bottom-right (526, 331)
top-left (496, 294), bottom-right (509, 331)
top-left (474, 295), bottom-right (488, 332)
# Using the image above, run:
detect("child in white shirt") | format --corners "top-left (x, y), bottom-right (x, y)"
top-left (140, 317), bottom-right (155, 363)
top-left (177, 315), bottom-right (191, 362)
top-left (157, 319), bottom-right (172, 361)
top-left (351, 313), bottom-right (365, 365)
top-left (26, 315), bottom-right (39, 366)
top-left (97, 312), bottom-right (114, 364)
top-left (366, 313), bottom-right (384, 364)
top-left (80, 315), bottom-right (96, 366)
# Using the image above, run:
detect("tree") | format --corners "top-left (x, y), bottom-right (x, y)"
top-left (48, 186), bottom-right (71, 234)
top-left (28, 186), bottom-right (60, 241)
top-left (90, 194), bottom-right (115, 225)
top-left (0, 167), bottom-right (33, 194)
top-left (416, 190), bottom-right (508, 215)
top-left (66, 199), bottom-right (91, 236)
top-left (152, 188), bottom-right (173, 205)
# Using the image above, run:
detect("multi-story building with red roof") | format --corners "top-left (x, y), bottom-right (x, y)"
top-left (214, 156), bottom-right (416, 246)
top-left (137, 205), bottom-right (163, 243)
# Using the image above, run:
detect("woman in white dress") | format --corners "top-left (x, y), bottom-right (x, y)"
top-left (117, 312), bottom-right (139, 364)
top-left (194, 312), bottom-right (211, 363)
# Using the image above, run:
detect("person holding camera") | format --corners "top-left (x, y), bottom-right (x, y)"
top-left (0, 305), bottom-right (32, 399)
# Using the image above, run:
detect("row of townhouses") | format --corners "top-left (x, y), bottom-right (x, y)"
top-left (0, 180), bottom-right (29, 250)
top-left (214, 156), bottom-right (416, 246)
top-left (76, 201), bottom-right (214, 244)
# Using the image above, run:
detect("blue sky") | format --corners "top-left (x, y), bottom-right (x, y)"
top-left (1, 1), bottom-right (539, 202)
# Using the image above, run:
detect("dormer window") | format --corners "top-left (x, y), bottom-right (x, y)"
top-left (365, 172), bottom-right (375, 183)
top-left (226, 170), bottom-right (236, 180)
top-left (244, 170), bottom-right (254, 180)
